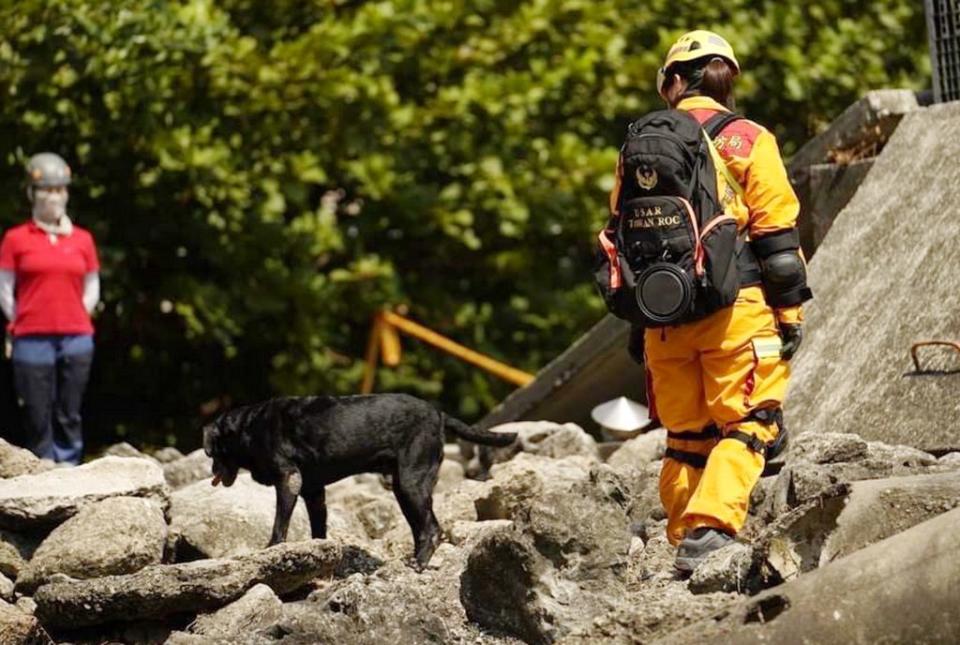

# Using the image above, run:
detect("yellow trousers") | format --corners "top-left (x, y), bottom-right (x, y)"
top-left (645, 286), bottom-right (789, 545)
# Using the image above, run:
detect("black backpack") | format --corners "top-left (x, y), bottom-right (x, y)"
top-left (595, 110), bottom-right (745, 327)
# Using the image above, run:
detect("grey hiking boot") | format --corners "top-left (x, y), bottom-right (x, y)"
top-left (675, 527), bottom-right (735, 575)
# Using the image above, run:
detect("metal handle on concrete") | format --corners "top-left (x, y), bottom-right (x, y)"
top-left (910, 340), bottom-right (960, 372)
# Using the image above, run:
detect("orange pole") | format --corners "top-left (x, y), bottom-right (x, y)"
top-left (380, 310), bottom-right (535, 387)
top-left (360, 314), bottom-right (383, 394)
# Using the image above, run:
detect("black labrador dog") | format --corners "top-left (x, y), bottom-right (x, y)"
top-left (202, 393), bottom-right (516, 567)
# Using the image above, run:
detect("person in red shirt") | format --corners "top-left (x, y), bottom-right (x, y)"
top-left (0, 153), bottom-right (100, 465)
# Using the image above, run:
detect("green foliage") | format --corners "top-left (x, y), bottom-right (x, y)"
top-left (0, 0), bottom-right (930, 449)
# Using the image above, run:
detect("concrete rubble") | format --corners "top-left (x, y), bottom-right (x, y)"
top-left (16, 496), bottom-right (167, 593)
top-left (0, 457), bottom-right (168, 530)
top-left (0, 95), bottom-right (956, 644)
top-left (167, 473), bottom-right (312, 560)
top-left (0, 410), bottom-right (951, 642)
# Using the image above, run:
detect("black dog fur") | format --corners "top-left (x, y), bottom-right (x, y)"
top-left (202, 393), bottom-right (516, 567)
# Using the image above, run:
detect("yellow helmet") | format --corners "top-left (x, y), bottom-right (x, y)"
top-left (657, 30), bottom-right (740, 92)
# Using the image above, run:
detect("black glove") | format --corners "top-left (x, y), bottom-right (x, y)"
top-left (779, 323), bottom-right (803, 361)
top-left (627, 325), bottom-right (645, 364)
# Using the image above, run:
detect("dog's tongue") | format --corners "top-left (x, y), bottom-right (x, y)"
top-left (212, 474), bottom-right (222, 486)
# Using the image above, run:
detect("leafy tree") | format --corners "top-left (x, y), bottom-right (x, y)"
top-left (0, 0), bottom-right (930, 450)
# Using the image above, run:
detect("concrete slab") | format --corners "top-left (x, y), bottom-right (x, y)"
top-left (795, 159), bottom-right (875, 258)
top-left (788, 89), bottom-right (919, 170)
top-left (787, 101), bottom-right (960, 452)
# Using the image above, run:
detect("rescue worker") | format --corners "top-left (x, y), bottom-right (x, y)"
top-left (0, 153), bottom-right (100, 464)
top-left (611, 31), bottom-right (810, 572)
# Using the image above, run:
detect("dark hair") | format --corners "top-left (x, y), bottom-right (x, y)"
top-left (668, 57), bottom-right (736, 110)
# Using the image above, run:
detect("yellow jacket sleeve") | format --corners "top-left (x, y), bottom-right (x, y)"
top-left (741, 129), bottom-right (805, 326)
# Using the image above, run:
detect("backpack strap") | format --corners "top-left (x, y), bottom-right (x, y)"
top-left (700, 113), bottom-right (747, 202)
top-left (703, 112), bottom-right (743, 139)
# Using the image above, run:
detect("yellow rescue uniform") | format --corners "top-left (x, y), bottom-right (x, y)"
top-left (610, 96), bottom-right (804, 544)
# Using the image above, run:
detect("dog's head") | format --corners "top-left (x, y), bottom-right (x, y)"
top-left (202, 417), bottom-right (241, 488)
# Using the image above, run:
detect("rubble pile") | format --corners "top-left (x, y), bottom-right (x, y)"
top-left (2, 95), bottom-right (960, 644)
top-left (0, 419), bottom-right (956, 644)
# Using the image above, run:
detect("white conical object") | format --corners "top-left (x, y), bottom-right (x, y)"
top-left (590, 396), bottom-right (650, 432)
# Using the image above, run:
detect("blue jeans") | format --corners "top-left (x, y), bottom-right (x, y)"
top-left (12, 335), bottom-right (94, 465)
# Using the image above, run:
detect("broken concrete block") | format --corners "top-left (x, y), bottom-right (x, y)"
top-left (162, 449), bottom-right (213, 490)
top-left (33, 540), bottom-right (381, 629)
top-left (0, 529), bottom-right (35, 580)
top-left (0, 439), bottom-right (53, 480)
top-left (177, 583), bottom-right (283, 641)
top-left (0, 599), bottom-right (51, 644)
top-left (150, 447), bottom-right (184, 464)
top-left (821, 470), bottom-right (960, 562)
top-left (660, 506), bottom-right (960, 644)
top-left (0, 457), bottom-right (168, 530)
top-left (788, 102), bottom-right (960, 453)
top-left (168, 473), bottom-right (311, 560)
top-left (606, 429), bottom-right (666, 472)
top-left (787, 432), bottom-right (868, 465)
top-left (789, 89), bottom-right (919, 170)
top-left (0, 572), bottom-right (12, 602)
top-left (16, 497), bottom-right (167, 593)
top-left (102, 442), bottom-right (155, 461)
top-left (460, 525), bottom-right (594, 645)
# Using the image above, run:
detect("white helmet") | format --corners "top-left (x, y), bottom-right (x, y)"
top-left (26, 152), bottom-right (71, 201)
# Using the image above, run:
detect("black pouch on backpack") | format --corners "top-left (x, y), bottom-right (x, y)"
top-left (594, 110), bottom-right (744, 327)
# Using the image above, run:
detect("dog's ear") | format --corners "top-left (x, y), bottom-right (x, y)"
top-left (202, 423), bottom-right (218, 457)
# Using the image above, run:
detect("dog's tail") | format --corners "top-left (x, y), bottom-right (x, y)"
top-left (443, 414), bottom-right (516, 447)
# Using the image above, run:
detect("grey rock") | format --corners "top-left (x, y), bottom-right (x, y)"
top-left (447, 519), bottom-right (514, 546)
top-left (442, 442), bottom-right (464, 464)
top-left (768, 433), bottom-right (942, 517)
top-left (787, 432), bottom-right (869, 465)
top-left (174, 583), bottom-right (282, 641)
top-left (162, 449), bottom-right (213, 490)
top-left (434, 459), bottom-right (464, 494)
top-left (752, 486), bottom-right (850, 586)
top-left (865, 440), bottom-right (938, 468)
top-left (0, 457), bottom-right (168, 530)
top-left (168, 473), bottom-right (311, 560)
top-left (787, 102), bottom-right (960, 453)
top-left (277, 548), bottom-right (491, 645)
top-left (33, 540), bottom-right (381, 629)
top-left (328, 484), bottom-right (400, 544)
top-left (460, 457), bottom-right (634, 643)
top-left (939, 451), bottom-right (960, 467)
top-left (103, 442), bottom-right (155, 461)
top-left (151, 447), bottom-right (185, 464)
top-left (493, 421), bottom-right (599, 461)
top-left (821, 470), bottom-right (960, 563)
top-left (0, 572), bottom-right (12, 602)
top-left (0, 530), bottom-right (37, 580)
top-left (460, 525), bottom-right (584, 645)
top-left (0, 439), bottom-right (53, 480)
top-left (15, 596), bottom-right (36, 616)
top-left (662, 506), bottom-right (960, 644)
top-left (606, 429), bottom-right (666, 471)
top-left (16, 497), bottom-right (167, 593)
top-left (0, 598), bottom-right (51, 644)
top-left (516, 464), bottom-right (632, 577)
top-left (473, 453), bottom-right (595, 521)
top-left (687, 542), bottom-right (753, 594)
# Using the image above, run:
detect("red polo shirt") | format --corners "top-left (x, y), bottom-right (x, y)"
top-left (0, 221), bottom-right (100, 337)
